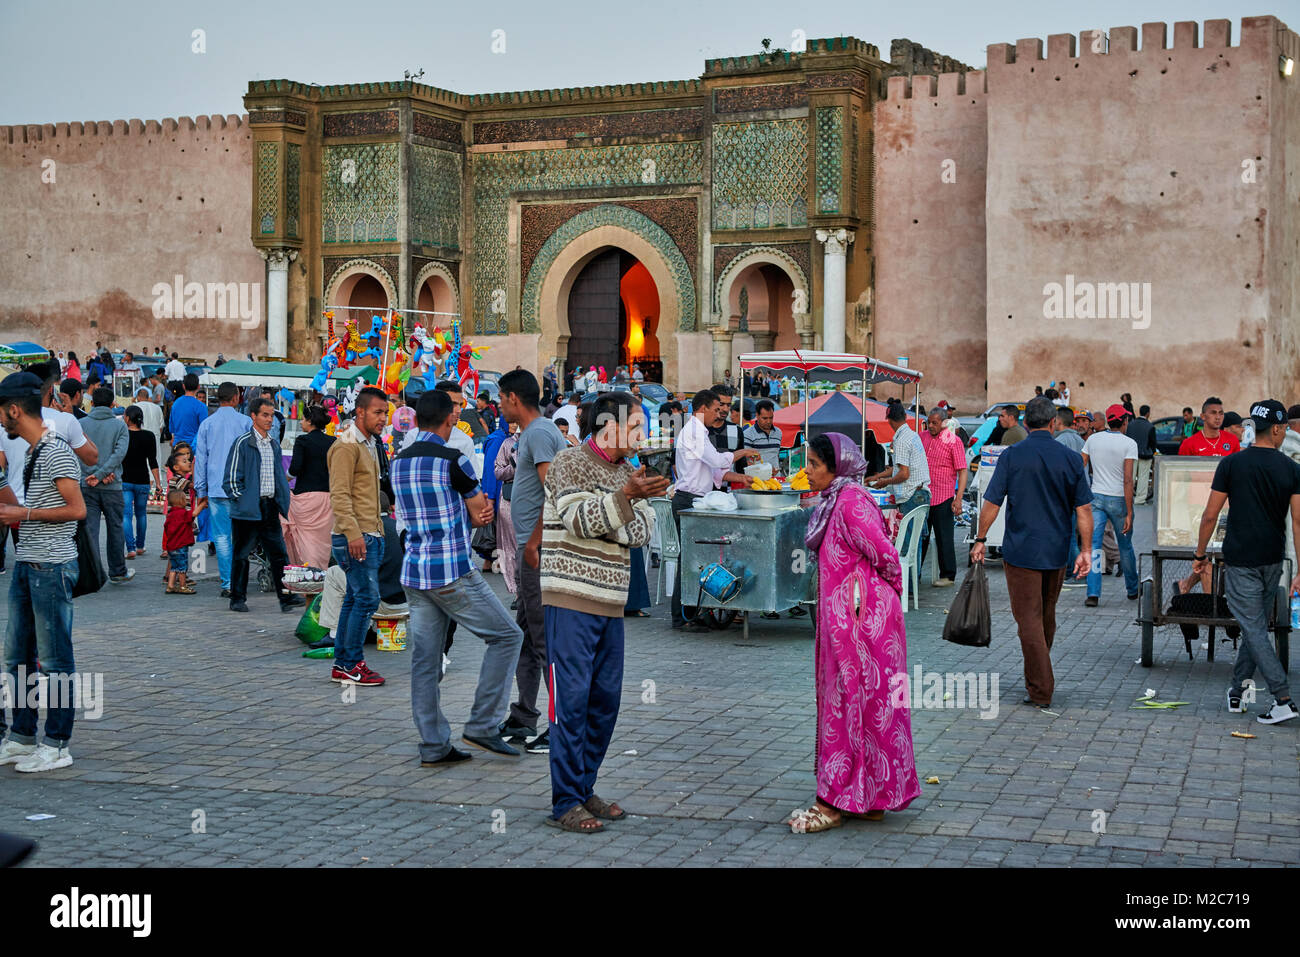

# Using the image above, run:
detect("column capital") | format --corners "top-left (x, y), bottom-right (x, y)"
top-left (815, 228), bottom-right (855, 255)
top-left (710, 327), bottom-right (734, 342)
top-left (260, 247), bottom-right (298, 268)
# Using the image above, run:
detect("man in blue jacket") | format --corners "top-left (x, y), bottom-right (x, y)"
top-left (194, 382), bottom-right (252, 596)
top-left (221, 396), bottom-right (303, 614)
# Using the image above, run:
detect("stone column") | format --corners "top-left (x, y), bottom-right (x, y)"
top-left (751, 331), bottom-right (776, 352)
top-left (710, 327), bottom-right (734, 385)
top-left (815, 228), bottom-right (854, 353)
top-left (261, 248), bottom-right (297, 359)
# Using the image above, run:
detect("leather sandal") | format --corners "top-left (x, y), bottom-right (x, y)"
top-left (584, 795), bottom-right (626, 820)
top-left (545, 806), bottom-right (605, 833)
top-left (789, 804), bottom-right (843, 834)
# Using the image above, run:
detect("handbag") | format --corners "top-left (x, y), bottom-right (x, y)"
top-left (942, 563), bottom-right (991, 647)
top-left (21, 438), bottom-right (106, 598)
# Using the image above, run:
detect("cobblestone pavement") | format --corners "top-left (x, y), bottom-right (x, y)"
top-left (1, 504), bottom-right (1296, 867)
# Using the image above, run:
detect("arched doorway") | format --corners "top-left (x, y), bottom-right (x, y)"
top-left (339, 274), bottom-right (389, 314)
top-left (416, 274), bottom-right (456, 316)
top-left (728, 262), bottom-right (797, 349)
top-left (566, 248), bottom-right (662, 382)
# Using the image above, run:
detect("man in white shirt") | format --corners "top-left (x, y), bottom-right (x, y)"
top-left (671, 388), bottom-right (757, 631)
top-left (1081, 403), bottom-right (1139, 607)
top-left (631, 364), bottom-right (645, 384)
top-left (164, 352), bottom-right (187, 384)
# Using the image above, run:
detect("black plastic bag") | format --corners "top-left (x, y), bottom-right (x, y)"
top-left (72, 520), bottom-right (107, 598)
top-left (942, 562), bottom-right (991, 647)
top-left (471, 522), bottom-right (497, 562)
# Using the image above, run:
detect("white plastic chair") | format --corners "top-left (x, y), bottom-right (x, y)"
top-left (893, 505), bottom-right (931, 612)
top-left (648, 497), bottom-right (680, 604)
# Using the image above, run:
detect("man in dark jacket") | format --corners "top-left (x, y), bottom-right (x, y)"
top-left (80, 386), bottom-right (133, 585)
top-left (222, 396), bottom-right (302, 614)
top-left (1125, 405), bottom-right (1158, 504)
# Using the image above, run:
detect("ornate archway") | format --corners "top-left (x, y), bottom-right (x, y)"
top-left (522, 205), bottom-right (695, 384)
top-left (412, 260), bottom-right (460, 317)
top-left (323, 258), bottom-right (398, 317)
top-left (713, 246), bottom-right (810, 347)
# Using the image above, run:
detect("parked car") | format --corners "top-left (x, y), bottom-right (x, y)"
top-left (1152, 416), bottom-right (1201, 456)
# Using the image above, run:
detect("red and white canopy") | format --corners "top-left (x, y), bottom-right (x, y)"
top-left (737, 350), bottom-right (922, 386)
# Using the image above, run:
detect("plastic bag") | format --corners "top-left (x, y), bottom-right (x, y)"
top-left (294, 594), bottom-right (330, 645)
top-left (694, 490), bottom-right (738, 511)
top-left (942, 563), bottom-right (991, 647)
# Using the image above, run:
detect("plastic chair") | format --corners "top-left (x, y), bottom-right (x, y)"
top-left (649, 497), bottom-right (680, 605)
top-left (893, 505), bottom-right (931, 612)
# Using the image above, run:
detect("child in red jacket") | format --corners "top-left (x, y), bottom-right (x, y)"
top-left (163, 488), bottom-right (196, 594)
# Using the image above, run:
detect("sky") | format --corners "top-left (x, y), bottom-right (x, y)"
top-left (1, 0), bottom-right (1295, 125)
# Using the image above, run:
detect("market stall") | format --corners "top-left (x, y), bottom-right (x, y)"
top-left (1136, 456), bottom-right (1290, 668)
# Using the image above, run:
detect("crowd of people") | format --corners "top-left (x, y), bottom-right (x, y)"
top-left (0, 346), bottom-right (1293, 835)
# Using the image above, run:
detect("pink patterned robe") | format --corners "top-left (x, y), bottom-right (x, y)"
top-left (812, 483), bottom-right (921, 813)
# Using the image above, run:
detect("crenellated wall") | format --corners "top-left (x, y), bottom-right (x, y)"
top-left (874, 70), bottom-right (988, 409)
top-left (983, 16), bottom-right (1300, 416)
top-left (0, 114), bottom-right (265, 362)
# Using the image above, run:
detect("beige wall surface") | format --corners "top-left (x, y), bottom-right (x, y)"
top-left (874, 70), bottom-right (989, 411)
top-left (984, 18), bottom-right (1297, 418)
top-left (0, 116), bottom-right (266, 363)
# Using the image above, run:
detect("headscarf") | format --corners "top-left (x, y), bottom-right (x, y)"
top-left (804, 432), bottom-right (873, 552)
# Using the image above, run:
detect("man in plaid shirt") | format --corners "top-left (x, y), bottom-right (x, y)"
top-left (393, 389), bottom-right (524, 766)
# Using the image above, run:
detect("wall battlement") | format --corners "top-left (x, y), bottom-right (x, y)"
top-left (466, 79), bottom-right (702, 106)
top-left (1, 114), bottom-right (247, 147)
top-left (882, 70), bottom-right (988, 100)
top-left (987, 15), bottom-right (1294, 65)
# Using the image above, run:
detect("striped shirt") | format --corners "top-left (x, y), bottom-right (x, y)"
top-left (253, 427), bottom-right (276, 497)
top-left (17, 430), bottom-right (80, 564)
top-left (391, 432), bottom-right (481, 590)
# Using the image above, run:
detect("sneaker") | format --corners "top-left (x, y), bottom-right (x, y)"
top-left (0, 738), bottom-right (36, 766)
top-left (1226, 689), bottom-right (1244, 714)
top-left (109, 569), bottom-right (136, 584)
top-left (1084, 596), bottom-right (1099, 607)
top-left (331, 661), bottom-right (385, 686)
top-left (14, 743), bottom-right (73, 773)
top-left (525, 729), bottom-right (551, 754)
top-left (1257, 699), bottom-right (1298, 725)
top-left (931, 579), bottom-right (955, 588)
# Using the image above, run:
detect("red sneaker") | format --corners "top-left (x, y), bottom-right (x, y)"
top-left (331, 661), bottom-right (386, 686)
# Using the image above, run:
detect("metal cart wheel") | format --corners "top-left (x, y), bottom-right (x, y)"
top-left (257, 566), bottom-right (275, 593)
top-left (1139, 579), bottom-right (1155, 668)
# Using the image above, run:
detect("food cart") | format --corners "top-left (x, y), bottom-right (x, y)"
top-left (1136, 456), bottom-right (1290, 668)
top-left (675, 352), bottom-right (923, 636)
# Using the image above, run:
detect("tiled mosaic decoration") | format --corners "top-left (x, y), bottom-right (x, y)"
top-left (816, 107), bottom-right (843, 214)
top-left (257, 142), bottom-right (278, 235)
top-left (322, 143), bottom-right (399, 244)
top-left (471, 141), bottom-right (703, 333)
top-left (711, 119), bottom-right (808, 230)
top-left (286, 143), bottom-right (301, 239)
top-left (520, 204), bottom-right (696, 334)
top-left (410, 144), bottom-right (461, 251)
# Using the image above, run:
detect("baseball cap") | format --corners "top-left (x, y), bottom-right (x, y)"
top-left (0, 371), bottom-right (45, 399)
top-left (1105, 403), bottom-right (1128, 423)
top-left (1249, 399), bottom-right (1287, 429)
top-left (1222, 411), bottom-right (1243, 428)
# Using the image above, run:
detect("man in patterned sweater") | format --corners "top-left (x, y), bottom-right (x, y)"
top-left (533, 391), bottom-right (666, 832)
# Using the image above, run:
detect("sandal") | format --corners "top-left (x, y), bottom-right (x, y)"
top-left (584, 795), bottom-right (626, 820)
top-left (165, 584), bottom-right (196, 595)
top-left (788, 804), bottom-right (842, 834)
top-left (544, 806), bottom-right (605, 833)
top-left (624, 610), bottom-right (650, 618)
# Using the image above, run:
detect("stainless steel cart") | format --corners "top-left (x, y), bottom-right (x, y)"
top-left (678, 503), bottom-right (817, 639)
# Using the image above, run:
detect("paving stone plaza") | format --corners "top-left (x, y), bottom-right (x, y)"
top-left (3, 507), bottom-right (1295, 868)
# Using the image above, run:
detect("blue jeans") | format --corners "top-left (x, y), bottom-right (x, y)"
top-left (408, 569), bottom-right (523, 761)
top-left (208, 497), bottom-right (233, 589)
top-left (897, 487), bottom-right (931, 556)
top-left (2, 559), bottom-right (78, 746)
top-left (1087, 493), bottom-right (1138, 598)
top-left (121, 481), bottom-right (150, 552)
top-left (331, 532), bottom-right (384, 670)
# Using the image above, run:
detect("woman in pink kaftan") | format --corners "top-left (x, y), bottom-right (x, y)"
top-left (790, 432), bottom-right (921, 833)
